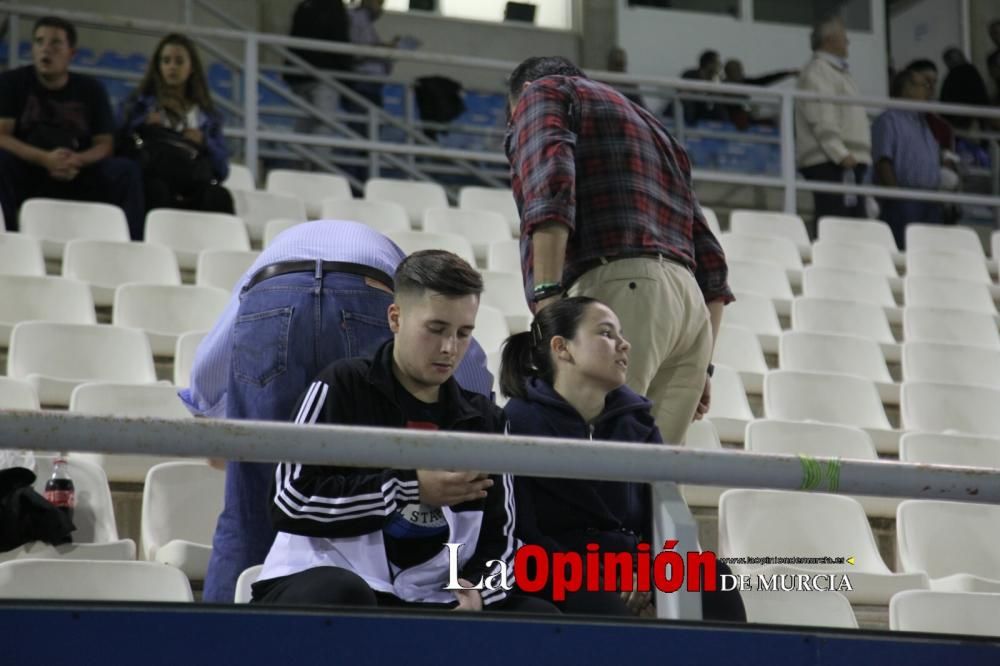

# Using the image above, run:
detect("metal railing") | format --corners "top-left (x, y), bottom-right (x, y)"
top-left (3, 1), bottom-right (999, 218)
top-left (3, 409), bottom-right (1000, 619)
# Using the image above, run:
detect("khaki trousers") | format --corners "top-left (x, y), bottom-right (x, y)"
top-left (569, 257), bottom-right (713, 444)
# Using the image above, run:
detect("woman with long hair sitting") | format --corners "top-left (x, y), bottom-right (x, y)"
top-left (120, 33), bottom-right (233, 214)
top-left (501, 296), bottom-right (745, 621)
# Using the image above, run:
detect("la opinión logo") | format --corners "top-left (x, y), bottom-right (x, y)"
top-left (444, 540), bottom-right (718, 600)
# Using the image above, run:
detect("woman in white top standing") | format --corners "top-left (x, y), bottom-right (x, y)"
top-left (120, 33), bottom-right (233, 214)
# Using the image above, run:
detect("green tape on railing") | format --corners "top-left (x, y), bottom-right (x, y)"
top-left (800, 455), bottom-right (842, 492)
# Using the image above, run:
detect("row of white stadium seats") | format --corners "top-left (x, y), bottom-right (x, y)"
top-left (1, 553), bottom-right (997, 637)
top-left (681, 419), bottom-right (1000, 513)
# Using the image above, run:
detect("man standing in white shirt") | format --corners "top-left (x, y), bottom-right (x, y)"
top-left (795, 15), bottom-right (872, 223)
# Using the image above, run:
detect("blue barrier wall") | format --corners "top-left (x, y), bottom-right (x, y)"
top-left (3, 603), bottom-right (998, 665)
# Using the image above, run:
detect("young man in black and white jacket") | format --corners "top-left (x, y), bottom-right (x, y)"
top-left (252, 250), bottom-right (556, 614)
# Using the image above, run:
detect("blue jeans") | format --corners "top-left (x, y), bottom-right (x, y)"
top-left (202, 267), bottom-right (394, 603)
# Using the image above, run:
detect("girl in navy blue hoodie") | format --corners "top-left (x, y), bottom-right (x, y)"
top-left (501, 296), bottom-right (745, 621)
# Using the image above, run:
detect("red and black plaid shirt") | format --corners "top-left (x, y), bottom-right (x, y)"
top-left (505, 75), bottom-right (733, 305)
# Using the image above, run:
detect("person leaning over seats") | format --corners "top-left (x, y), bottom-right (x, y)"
top-left (251, 250), bottom-right (557, 614)
top-left (505, 55), bottom-right (733, 447)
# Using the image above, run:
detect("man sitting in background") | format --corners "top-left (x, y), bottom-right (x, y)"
top-left (0, 16), bottom-right (143, 235)
top-left (871, 68), bottom-right (942, 248)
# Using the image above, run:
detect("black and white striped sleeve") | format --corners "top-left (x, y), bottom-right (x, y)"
top-left (269, 380), bottom-right (420, 538)
top-left (460, 472), bottom-right (521, 606)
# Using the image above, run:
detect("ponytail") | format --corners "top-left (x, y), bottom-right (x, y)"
top-left (498, 296), bottom-right (603, 399)
top-left (499, 331), bottom-right (537, 399)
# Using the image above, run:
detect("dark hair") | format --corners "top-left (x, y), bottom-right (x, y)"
top-left (395, 250), bottom-right (483, 300)
top-left (890, 68), bottom-right (919, 97)
top-left (508, 56), bottom-right (585, 98)
top-left (698, 50), bottom-right (720, 69)
top-left (33, 16), bottom-right (77, 48)
top-left (988, 51), bottom-right (1000, 69)
top-left (905, 59), bottom-right (937, 74)
top-left (499, 296), bottom-right (602, 400)
top-left (135, 33), bottom-right (215, 113)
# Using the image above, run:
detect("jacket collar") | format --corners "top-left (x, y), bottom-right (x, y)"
top-left (366, 340), bottom-right (481, 427)
top-left (522, 377), bottom-right (653, 426)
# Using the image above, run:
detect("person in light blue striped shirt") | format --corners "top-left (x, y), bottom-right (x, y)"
top-left (181, 219), bottom-right (495, 603)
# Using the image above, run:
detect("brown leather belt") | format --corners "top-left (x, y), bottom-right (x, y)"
top-left (245, 260), bottom-right (394, 292)
top-left (573, 252), bottom-right (668, 277)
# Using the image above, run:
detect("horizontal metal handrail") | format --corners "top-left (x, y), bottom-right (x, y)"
top-left (2, 409), bottom-right (998, 504)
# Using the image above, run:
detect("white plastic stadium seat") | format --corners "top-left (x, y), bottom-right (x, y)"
top-left (901, 381), bottom-right (1000, 437)
top-left (719, 489), bottom-right (929, 604)
top-left (142, 461), bottom-right (225, 580)
top-left (907, 223), bottom-right (985, 258)
top-left (763, 370), bottom-right (898, 454)
top-left (0, 455), bottom-right (136, 563)
top-left (727, 260), bottom-right (793, 315)
top-left (472, 304), bottom-right (510, 354)
top-left (423, 208), bottom-right (511, 266)
top-left (791, 297), bottom-right (898, 362)
top-left (903, 307), bottom-right (1000, 348)
top-left (719, 233), bottom-right (802, 276)
top-left (69, 382), bottom-right (192, 483)
top-left (890, 590), bottom-right (1000, 637)
top-left (897, 500), bottom-right (1000, 593)
top-left (699, 205), bottom-right (722, 236)
top-left (713, 325), bottom-right (767, 393)
top-left (810, 240), bottom-right (898, 279)
top-left (744, 420), bottom-right (899, 518)
top-left (906, 249), bottom-right (991, 284)
top-left (263, 219), bottom-right (305, 247)
top-left (902, 341), bottom-right (1000, 390)
top-left (7, 322), bottom-right (157, 406)
top-left (222, 164), bottom-right (255, 191)
top-left (487, 239), bottom-right (521, 274)
top-left (706, 364), bottom-right (753, 443)
top-left (721, 292), bottom-right (781, 354)
top-left (20, 199), bottom-right (129, 260)
top-left (62, 239), bottom-right (181, 307)
top-left (480, 271), bottom-right (532, 333)
top-left (740, 590), bottom-right (857, 629)
top-left (817, 216), bottom-right (899, 256)
top-left (385, 231), bottom-right (476, 266)
top-left (235, 564), bottom-right (264, 603)
top-left (730, 209), bottom-right (810, 259)
top-left (779, 331), bottom-right (896, 404)
top-left (458, 186), bottom-right (520, 236)
top-left (904, 276), bottom-right (997, 316)
top-left (365, 178), bottom-right (448, 229)
top-left (0, 377), bottom-right (39, 410)
top-left (196, 249), bottom-right (260, 292)
top-left (0, 560), bottom-right (192, 602)
top-left (231, 189), bottom-right (307, 244)
top-left (266, 169), bottom-right (352, 218)
top-left (0, 275), bottom-right (96, 345)
top-left (0, 232), bottom-right (45, 276)
top-left (320, 198), bottom-right (411, 234)
top-left (144, 209), bottom-right (250, 271)
top-left (174, 331), bottom-right (208, 388)
top-left (679, 419), bottom-right (726, 508)
top-left (899, 432), bottom-right (1000, 469)
top-left (112, 284), bottom-right (229, 356)
top-left (802, 267), bottom-right (898, 319)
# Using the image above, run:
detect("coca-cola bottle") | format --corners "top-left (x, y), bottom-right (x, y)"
top-left (44, 458), bottom-right (76, 523)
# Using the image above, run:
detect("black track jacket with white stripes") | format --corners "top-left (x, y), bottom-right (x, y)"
top-left (265, 340), bottom-right (518, 605)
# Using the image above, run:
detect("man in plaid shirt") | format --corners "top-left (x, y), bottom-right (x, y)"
top-left (504, 56), bottom-right (733, 445)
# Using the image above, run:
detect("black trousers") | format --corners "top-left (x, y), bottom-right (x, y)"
top-left (0, 149), bottom-right (145, 239)
top-left (252, 565), bottom-right (560, 615)
top-left (800, 161), bottom-right (868, 223)
top-left (144, 176), bottom-right (235, 216)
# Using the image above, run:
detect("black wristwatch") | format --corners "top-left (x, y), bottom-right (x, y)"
top-left (706, 363), bottom-right (715, 377)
